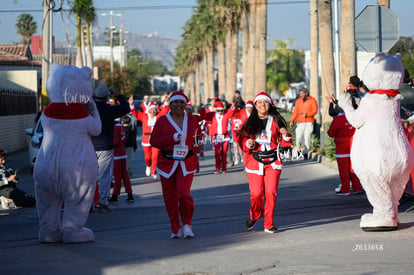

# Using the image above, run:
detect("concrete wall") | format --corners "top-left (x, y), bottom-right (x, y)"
top-left (0, 70), bottom-right (38, 153)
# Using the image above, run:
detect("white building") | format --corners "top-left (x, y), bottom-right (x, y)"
top-left (151, 75), bottom-right (181, 93)
top-left (93, 45), bottom-right (127, 67)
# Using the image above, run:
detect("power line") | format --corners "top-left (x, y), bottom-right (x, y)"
top-left (0, 1), bottom-right (310, 13)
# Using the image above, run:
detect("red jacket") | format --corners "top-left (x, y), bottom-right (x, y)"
top-left (327, 113), bottom-right (355, 157)
top-left (239, 116), bottom-right (292, 175)
top-left (130, 106), bottom-right (169, 146)
top-left (231, 108), bottom-right (250, 143)
top-left (150, 113), bottom-right (201, 178)
top-left (200, 107), bottom-right (236, 142)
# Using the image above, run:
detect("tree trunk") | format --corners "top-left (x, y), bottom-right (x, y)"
top-left (340, 0), bottom-right (356, 91)
top-left (75, 16), bottom-right (83, 67)
top-left (195, 60), bottom-right (202, 106)
top-left (318, 0), bottom-right (335, 126)
top-left (310, 0), bottom-right (319, 104)
top-left (246, 0), bottom-right (257, 101)
top-left (227, 30), bottom-right (238, 102)
top-left (241, 9), bottom-right (249, 98)
top-left (255, 0), bottom-right (267, 94)
top-left (85, 24), bottom-right (94, 71)
top-left (217, 41), bottom-right (226, 99)
top-left (207, 48), bottom-right (215, 100)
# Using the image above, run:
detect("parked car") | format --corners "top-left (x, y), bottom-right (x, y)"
top-left (25, 120), bottom-right (43, 169)
top-left (277, 97), bottom-right (296, 112)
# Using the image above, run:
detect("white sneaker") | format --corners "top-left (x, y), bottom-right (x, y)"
top-left (152, 174), bottom-right (157, 179)
top-left (145, 166), bottom-right (151, 177)
top-left (170, 229), bottom-right (183, 239)
top-left (182, 224), bottom-right (194, 239)
top-left (335, 184), bottom-right (342, 192)
top-left (234, 160), bottom-right (239, 166)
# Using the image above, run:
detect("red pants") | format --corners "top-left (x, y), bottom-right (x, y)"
top-left (337, 157), bottom-right (362, 193)
top-left (246, 166), bottom-right (281, 229)
top-left (160, 165), bottom-right (194, 234)
top-left (143, 146), bottom-right (159, 175)
top-left (213, 141), bottom-right (229, 172)
top-left (112, 158), bottom-right (132, 195)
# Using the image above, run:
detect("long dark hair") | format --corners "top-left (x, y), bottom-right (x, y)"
top-left (239, 103), bottom-right (288, 137)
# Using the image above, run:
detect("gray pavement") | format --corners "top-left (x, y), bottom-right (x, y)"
top-left (1, 142), bottom-right (414, 275)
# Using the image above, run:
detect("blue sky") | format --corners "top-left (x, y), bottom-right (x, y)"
top-left (0, 0), bottom-right (413, 50)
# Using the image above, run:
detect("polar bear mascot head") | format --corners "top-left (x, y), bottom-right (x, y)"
top-left (362, 53), bottom-right (404, 95)
top-left (46, 63), bottom-right (93, 104)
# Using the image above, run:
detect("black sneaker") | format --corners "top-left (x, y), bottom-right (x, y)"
top-left (126, 193), bottom-right (135, 202)
top-left (245, 219), bottom-right (256, 230)
top-left (108, 195), bottom-right (118, 203)
top-left (99, 204), bottom-right (110, 213)
top-left (264, 227), bottom-right (278, 234)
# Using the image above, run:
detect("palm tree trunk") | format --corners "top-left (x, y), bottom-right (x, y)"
top-left (255, 0), bottom-right (267, 94)
top-left (340, 0), bottom-right (356, 91)
top-left (75, 16), bottom-right (83, 67)
top-left (310, 0), bottom-right (319, 105)
top-left (217, 41), bottom-right (226, 98)
top-left (207, 48), bottom-right (215, 100)
top-left (318, 0), bottom-right (335, 127)
top-left (227, 30), bottom-right (238, 101)
top-left (241, 8), bottom-right (249, 97)
top-left (195, 60), bottom-right (202, 106)
top-left (85, 24), bottom-right (94, 70)
top-left (246, 0), bottom-right (257, 100)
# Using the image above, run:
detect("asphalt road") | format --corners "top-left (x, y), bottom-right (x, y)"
top-left (1, 141), bottom-right (414, 275)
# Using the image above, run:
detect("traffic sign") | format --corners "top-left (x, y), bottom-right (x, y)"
top-left (355, 5), bottom-right (399, 52)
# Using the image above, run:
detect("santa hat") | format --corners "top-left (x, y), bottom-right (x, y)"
top-left (148, 102), bottom-right (158, 112)
top-left (214, 101), bottom-right (224, 110)
top-left (253, 92), bottom-right (272, 105)
top-left (143, 95), bottom-right (149, 99)
top-left (245, 100), bottom-right (253, 108)
top-left (186, 102), bottom-right (193, 110)
top-left (169, 91), bottom-right (189, 103)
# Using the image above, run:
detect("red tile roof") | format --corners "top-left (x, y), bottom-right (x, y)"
top-left (0, 44), bottom-right (41, 66)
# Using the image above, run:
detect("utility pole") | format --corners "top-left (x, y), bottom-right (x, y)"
top-left (41, 0), bottom-right (53, 109)
top-left (101, 11), bottom-right (122, 87)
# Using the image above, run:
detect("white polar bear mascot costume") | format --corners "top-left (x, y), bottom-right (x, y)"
top-left (339, 53), bottom-right (414, 231)
top-left (34, 64), bottom-right (101, 243)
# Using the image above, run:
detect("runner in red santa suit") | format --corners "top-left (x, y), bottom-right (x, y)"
top-left (239, 92), bottom-right (292, 234)
top-left (150, 91), bottom-right (201, 239)
top-left (231, 100), bottom-right (254, 164)
top-left (129, 96), bottom-right (169, 178)
top-left (140, 95), bottom-right (151, 113)
top-left (200, 101), bottom-right (236, 174)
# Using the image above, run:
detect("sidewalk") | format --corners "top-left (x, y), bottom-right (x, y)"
top-left (1, 146), bottom-right (414, 274)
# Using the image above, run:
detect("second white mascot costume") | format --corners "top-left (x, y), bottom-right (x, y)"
top-left (34, 64), bottom-right (101, 243)
top-left (339, 53), bottom-right (414, 231)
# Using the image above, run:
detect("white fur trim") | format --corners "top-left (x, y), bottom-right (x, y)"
top-left (169, 95), bottom-right (187, 102)
top-left (254, 94), bottom-right (272, 104)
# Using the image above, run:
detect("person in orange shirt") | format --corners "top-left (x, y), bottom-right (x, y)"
top-left (289, 88), bottom-right (318, 159)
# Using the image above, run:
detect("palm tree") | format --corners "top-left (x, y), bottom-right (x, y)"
top-left (309, 0), bottom-right (319, 107)
top-left (340, 0), bottom-right (356, 92)
top-left (318, 0), bottom-right (335, 127)
top-left (246, 0), bottom-right (257, 100)
top-left (71, 0), bottom-right (96, 68)
top-left (15, 13), bottom-right (37, 45)
top-left (82, 0), bottom-right (96, 69)
top-left (254, 0), bottom-right (267, 93)
top-left (240, 1), bottom-right (250, 97)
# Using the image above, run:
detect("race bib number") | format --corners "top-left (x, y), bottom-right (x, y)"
top-left (255, 130), bottom-right (272, 145)
top-left (216, 134), bottom-right (225, 142)
top-left (173, 145), bottom-right (188, 160)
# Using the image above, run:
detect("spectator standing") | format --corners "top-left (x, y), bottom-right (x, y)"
top-left (109, 119), bottom-right (134, 203)
top-left (122, 115), bottom-right (137, 175)
top-left (238, 92), bottom-right (292, 233)
top-left (327, 105), bottom-right (363, 196)
top-left (289, 88), bottom-right (318, 159)
top-left (150, 91), bottom-right (201, 239)
top-left (92, 86), bottom-right (130, 213)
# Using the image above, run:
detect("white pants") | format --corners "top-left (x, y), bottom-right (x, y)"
top-left (295, 122), bottom-right (313, 154)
